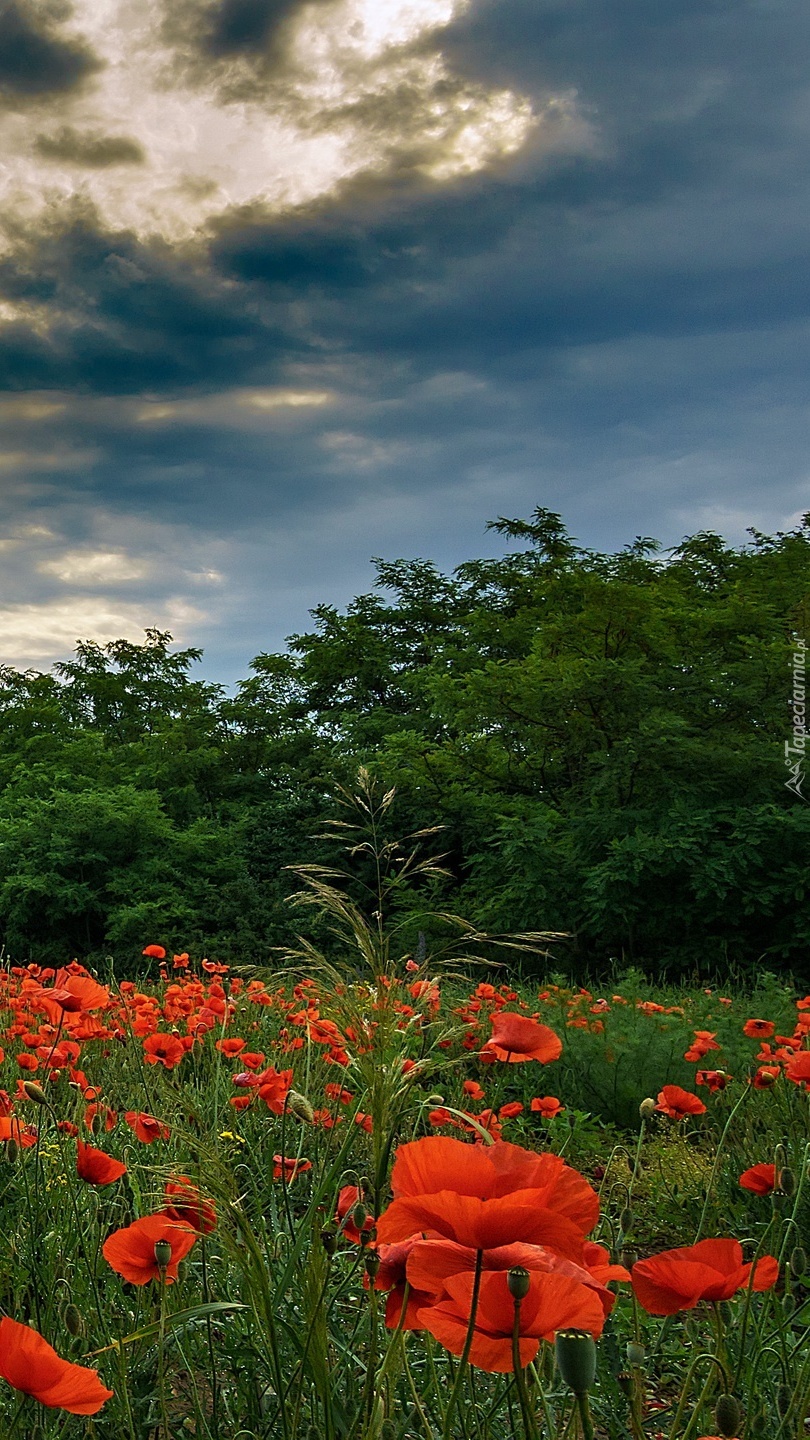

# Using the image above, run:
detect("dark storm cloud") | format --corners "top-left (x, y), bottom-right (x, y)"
top-left (34, 125), bottom-right (145, 167)
top-left (161, 0), bottom-right (334, 99)
top-left (0, 0), bottom-right (101, 105)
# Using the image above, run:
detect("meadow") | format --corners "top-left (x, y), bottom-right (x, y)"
top-left (0, 787), bottom-right (806, 1440)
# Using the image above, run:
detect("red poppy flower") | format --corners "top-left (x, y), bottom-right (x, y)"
top-left (483, 1013), bottom-right (562, 1064)
top-left (752, 1065), bottom-right (780, 1089)
top-left (739, 1163), bottom-right (776, 1196)
top-left (163, 1177), bottom-right (217, 1233)
top-left (405, 1238), bottom-right (623, 1322)
top-left (273, 1155), bottom-right (313, 1181)
top-left (785, 1051), bottom-right (810, 1088)
top-left (124, 1111), bottom-right (170, 1143)
top-left (336, 1185), bottom-right (375, 1244)
top-left (417, 1268), bottom-right (605, 1372)
top-left (462, 1080), bottom-right (485, 1102)
top-left (743, 1019), bottom-right (774, 1039)
top-left (631, 1238), bottom-right (778, 1315)
top-left (655, 1085), bottom-right (706, 1119)
top-left (143, 1033), bottom-right (186, 1069)
top-left (0, 1317), bottom-right (113, 1414)
top-left (695, 1070), bottom-right (731, 1093)
top-left (530, 1096), bottom-right (565, 1118)
top-left (76, 1141), bottom-right (126, 1186)
top-left (103, 1214), bottom-right (197, 1285)
top-left (376, 1137), bottom-right (598, 1260)
top-left (142, 945), bottom-right (166, 959)
top-left (255, 1066), bottom-right (294, 1114)
top-left (215, 1038), bottom-right (246, 1056)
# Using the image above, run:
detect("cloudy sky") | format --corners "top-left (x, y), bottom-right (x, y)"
top-left (0, 0), bottom-right (807, 684)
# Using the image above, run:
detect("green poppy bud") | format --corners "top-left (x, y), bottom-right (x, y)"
top-left (352, 1200), bottom-right (368, 1232)
top-left (507, 1266), bottom-right (531, 1301)
top-left (714, 1394), bottom-right (742, 1437)
top-left (790, 1245), bottom-right (808, 1277)
top-left (619, 1207), bottom-right (633, 1235)
top-left (285, 1090), bottom-right (315, 1125)
top-left (6, 1138), bottom-right (18, 1165)
top-left (777, 1383), bottom-right (792, 1418)
top-left (555, 1330), bottom-right (597, 1394)
top-left (639, 1098), bottom-right (656, 1120)
top-left (154, 1240), bottom-right (173, 1270)
top-left (22, 1081), bottom-right (49, 1106)
top-left (64, 1303), bottom-right (84, 1337)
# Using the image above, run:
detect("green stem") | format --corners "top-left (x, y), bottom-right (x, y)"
top-left (576, 1392), bottom-right (595, 1440)
top-left (511, 1303), bottom-right (541, 1440)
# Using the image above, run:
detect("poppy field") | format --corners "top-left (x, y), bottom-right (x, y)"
top-left (0, 797), bottom-right (807, 1439)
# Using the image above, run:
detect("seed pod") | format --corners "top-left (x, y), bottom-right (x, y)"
top-left (621, 1248), bottom-right (638, 1269)
top-left (320, 1226), bottom-right (337, 1256)
top-left (555, 1330), bottom-right (597, 1394)
top-left (714, 1394), bottom-right (742, 1437)
top-left (616, 1372), bottom-right (632, 1396)
top-left (153, 1240), bottom-right (173, 1270)
top-left (639, 1098), bottom-right (656, 1120)
top-left (778, 1166), bottom-right (796, 1197)
top-left (285, 1090), bottom-right (315, 1125)
top-left (63, 1303), bottom-right (84, 1337)
top-left (22, 1081), bottom-right (48, 1106)
top-left (626, 1341), bottom-right (646, 1368)
top-left (507, 1266), bottom-right (531, 1301)
top-left (364, 1250), bottom-right (381, 1281)
top-left (790, 1245), bottom-right (808, 1277)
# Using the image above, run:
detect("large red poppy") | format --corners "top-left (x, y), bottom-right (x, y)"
top-left (655, 1085), bottom-right (706, 1119)
top-left (739, 1163), bottom-right (776, 1196)
top-left (483, 1013), bottom-right (563, 1064)
top-left (103, 1214), bottom-right (197, 1285)
top-left (124, 1111), bottom-right (170, 1143)
top-left (417, 1268), bottom-right (605, 1372)
top-left (0, 1317), bottom-right (113, 1414)
top-left (143, 1033), bottom-right (186, 1069)
top-left (631, 1238), bottom-right (778, 1315)
top-left (404, 1238), bottom-right (623, 1319)
top-left (76, 1140), bottom-right (127, 1186)
top-left (376, 1137), bottom-right (598, 1260)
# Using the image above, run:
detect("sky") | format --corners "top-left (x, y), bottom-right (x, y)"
top-left (0, 0), bottom-right (808, 685)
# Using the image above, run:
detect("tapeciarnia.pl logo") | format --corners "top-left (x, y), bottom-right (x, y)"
top-left (785, 636), bottom-right (807, 800)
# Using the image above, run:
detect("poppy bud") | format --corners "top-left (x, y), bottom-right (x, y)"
top-left (790, 1245), bottom-right (808, 1277)
top-left (619, 1207), bottom-right (633, 1235)
top-left (320, 1227), bottom-right (337, 1256)
top-left (352, 1200), bottom-right (368, 1232)
top-left (555, 1330), bottom-right (597, 1394)
top-left (49, 1069), bottom-right (62, 1084)
top-left (426, 1095), bottom-right (445, 1106)
top-left (626, 1341), bottom-right (645, 1368)
top-left (154, 1240), bottom-right (173, 1270)
top-left (639, 1098), bottom-right (656, 1119)
top-left (63, 1303), bottom-right (84, 1337)
top-left (22, 1081), bottom-right (49, 1106)
top-left (778, 1166), bottom-right (796, 1197)
top-left (756, 1068), bottom-right (777, 1087)
top-left (6, 1138), bottom-right (18, 1165)
top-left (364, 1250), bottom-right (381, 1280)
top-left (507, 1266), bottom-right (531, 1301)
top-left (714, 1393), bottom-right (742, 1437)
top-left (90, 1112), bottom-right (102, 1136)
top-left (285, 1090), bottom-right (315, 1124)
top-left (777, 1383), bottom-right (792, 1417)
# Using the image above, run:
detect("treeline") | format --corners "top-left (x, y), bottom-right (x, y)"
top-left (1, 509), bottom-right (808, 977)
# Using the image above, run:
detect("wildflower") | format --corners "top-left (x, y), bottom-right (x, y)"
top-left (655, 1085), bottom-right (706, 1119)
top-left (462, 1080), bottom-right (485, 1101)
top-left (215, 1038), bottom-right (246, 1056)
top-left (739, 1163), bottom-right (777, 1195)
top-left (695, 1070), bottom-right (731, 1092)
top-left (631, 1238), bottom-right (778, 1315)
top-left (103, 1214), bottom-right (196, 1285)
top-left (142, 945), bottom-right (166, 959)
top-left (273, 1155), bottom-right (313, 1181)
top-left (417, 1269), bottom-right (605, 1372)
top-left (163, 1177), bottom-right (217, 1233)
top-left (482, 1012), bottom-right (562, 1065)
top-left (336, 1186), bottom-right (375, 1244)
top-left (743, 1019), bottom-right (775, 1039)
top-left (76, 1141), bottom-right (126, 1187)
top-left (142, 1033), bottom-right (186, 1069)
top-left (375, 1136), bottom-right (598, 1261)
top-left (124, 1111), bottom-right (170, 1143)
top-left (531, 1096), bottom-right (565, 1118)
top-left (752, 1065), bottom-right (780, 1089)
top-left (785, 1051), bottom-right (810, 1088)
top-left (0, 1317), bottom-right (112, 1414)
top-left (498, 1101), bottom-right (524, 1120)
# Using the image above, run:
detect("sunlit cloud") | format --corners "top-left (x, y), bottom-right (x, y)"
top-left (0, 597), bottom-right (207, 665)
top-left (0, 0), bottom-right (552, 271)
top-left (38, 550), bottom-right (152, 585)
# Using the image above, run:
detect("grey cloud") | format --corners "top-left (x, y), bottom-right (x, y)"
top-left (0, 0), bottom-right (101, 105)
top-left (161, 0), bottom-right (332, 99)
top-left (34, 125), bottom-right (145, 167)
